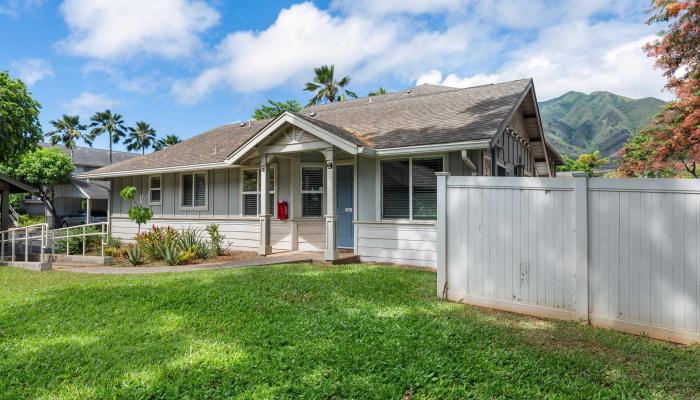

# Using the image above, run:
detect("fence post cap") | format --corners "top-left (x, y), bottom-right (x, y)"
top-left (571, 172), bottom-right (589, 178)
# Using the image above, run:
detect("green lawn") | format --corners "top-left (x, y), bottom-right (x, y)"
top-left (0, 265), bottom-right (698, 399)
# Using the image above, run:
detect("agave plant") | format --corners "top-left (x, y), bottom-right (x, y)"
top-left (125, 245), bottom-right (143, 266)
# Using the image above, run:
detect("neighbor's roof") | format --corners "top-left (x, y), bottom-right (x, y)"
top-left (40, 143), bottom-right (140, 167)
top-left (80, 79), bottom-right (535, 177)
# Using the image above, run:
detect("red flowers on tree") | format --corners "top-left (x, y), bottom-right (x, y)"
top-left (618, 1), bottom-right (700, 177)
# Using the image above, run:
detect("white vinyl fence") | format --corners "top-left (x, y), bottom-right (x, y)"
top-left (436, 173), bottom-right (700, 344)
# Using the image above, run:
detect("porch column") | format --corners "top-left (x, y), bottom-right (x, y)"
top-left (258, 154), bottom-right (272, 255)
top-left (86, 197), bottom-right (91, 224)
top-left (322, 148), bottom-right (338, 261)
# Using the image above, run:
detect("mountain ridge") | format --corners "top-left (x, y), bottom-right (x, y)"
top-left (538, 91), bottom-right (666, 158)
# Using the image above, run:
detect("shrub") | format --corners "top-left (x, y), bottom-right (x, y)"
top-left (162, 243), bottom-right (182, 266)
top-left (205, 224), bottom-right (225, 256)
top-left (136, 226), bottom-right (178, 261)
top-left (125, 245), bottom-right (143, 266)
top-left (17, 214), bottom-right (45, 227)
top-left (177, 228), bottom-right (203, 251)
top-left (191, 242), bottom-right (211, 259)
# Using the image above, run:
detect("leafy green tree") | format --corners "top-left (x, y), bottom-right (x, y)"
top-left (153, 134), bottom-right (182, 151)
top-left (368, 87), bottom-right (389, 96)
top-left (557, 150), bottom-right (609, 176)
top-left (304, 65), bottom-right (357, 106)
top-left (124, 121), bottom-right (157, 154)
top-left (253, 99), bottom-right (302, 120)
top-left (0, 147), bottom-right (74, 227)
top-left (47, 114), bottom-right (88, 161)
top-left (88, 110), bottom-right (127, 164)
top-left (119, 185), bottom-right (153, 234)
top-left (0, 71), bottom-right (42, 165)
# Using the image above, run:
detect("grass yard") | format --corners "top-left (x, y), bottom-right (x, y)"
top-left (0, 265), bottom-right (698, 399)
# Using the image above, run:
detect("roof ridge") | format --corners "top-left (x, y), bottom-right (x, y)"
top-left (302, 78), bottom-right (532, 115)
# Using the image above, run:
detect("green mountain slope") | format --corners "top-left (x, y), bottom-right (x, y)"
top-left (538, 91), bottom-right (666, 158)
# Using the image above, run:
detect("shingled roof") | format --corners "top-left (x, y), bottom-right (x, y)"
top-left (81, 79), bottom-right (535, 177)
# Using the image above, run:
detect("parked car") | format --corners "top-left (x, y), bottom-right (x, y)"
top-left (60, 210), bottom-right (108, 227)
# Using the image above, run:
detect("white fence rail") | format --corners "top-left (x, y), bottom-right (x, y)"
top-left (436, 173), bottom-right (700, 344)
top-left (0, 222), bottom-right (109, 263)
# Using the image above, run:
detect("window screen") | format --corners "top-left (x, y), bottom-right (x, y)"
top-left (412, 158), bottom-right (442, 220)
top-left (301, 167), bottom-right (323, 217)
top-left (242, 169), bottom-right (258, 216)
top-left (381, 160), bottom-right (410, 219)
top-left (149, 175), bottom-right (161, 203)
top-left (181, 172), bottom-right (207, 208)
top-left (182, 174), bottom-right (193, 206)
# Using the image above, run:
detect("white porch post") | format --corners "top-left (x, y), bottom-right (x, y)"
top-left (86, 197), bottom-right (91, 224)
top-left (322, 148), bottom-right (338, 261)
top-left (258, 154), bottom-right (272, 255)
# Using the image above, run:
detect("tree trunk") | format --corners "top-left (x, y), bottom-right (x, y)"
top-left (108, 132), bottom-right (113, 164)
top-left (39, 196), bottom-right (60, 229)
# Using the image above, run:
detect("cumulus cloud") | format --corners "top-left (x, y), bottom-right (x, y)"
top-left (416, 22), bottom-right (669, 100)
top-left (57, 0), bottom-right (219, 60)
top-left (172, 2), bottom-right (471, 104)
top-left (64, 92), bottom-right (117, 116)
top-left (11, 58), bottom-right (54, 85)
top-left (0, 0), bottom-right (45, 17)
top-left (331, 0), bottom-right (464, 16)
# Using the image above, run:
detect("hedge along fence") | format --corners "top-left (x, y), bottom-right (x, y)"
top-left (436, 172), bottom-right (700, 344)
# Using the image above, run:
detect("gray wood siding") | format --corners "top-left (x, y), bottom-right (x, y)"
top-left (356, 222), bottom-right (437, 267)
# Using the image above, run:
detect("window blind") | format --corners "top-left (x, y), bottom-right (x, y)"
top-left (182, 174), bottom-right (193, 206)
top-left (412, 158), bottom-right (442, 220)
top-left (243, 194), bottom-right (257, 216)
top-left (301, 167), bottom-right (323, 217)
top-left (194, 173), bottom-right (206, 207)
top-left (382, 160), bottom-right (410, 219)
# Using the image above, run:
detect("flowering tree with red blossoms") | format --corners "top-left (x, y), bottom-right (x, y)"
top-left (618, 0), bottom-right (700, 178)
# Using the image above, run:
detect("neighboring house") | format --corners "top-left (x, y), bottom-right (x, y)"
top-left (78, 79), bottom-right (562, 267)
top-left (21, 143), bottom-right (139, 225)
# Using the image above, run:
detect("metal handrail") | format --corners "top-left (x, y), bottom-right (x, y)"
top-left (0, 222), bottom-right (109, 263)
top-left (0, 223), bottom-right (48, 262)
top-left (49, 222), bottom-right (108, 257)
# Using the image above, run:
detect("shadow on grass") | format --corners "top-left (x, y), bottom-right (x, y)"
top-left (0, 264), bottom-right (698, 399)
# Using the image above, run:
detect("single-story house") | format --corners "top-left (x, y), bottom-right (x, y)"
top-left (21, 143), bottom-right (139, 225)
top-left (78, 78), bottom-right (562, 267)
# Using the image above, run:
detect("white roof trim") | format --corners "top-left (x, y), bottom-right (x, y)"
top-left (76, 162), bottom-right (234, 179)
top-left (374, 139), bottom-right (490, 156)
top-left (226, 112), bottom-right (359, 164)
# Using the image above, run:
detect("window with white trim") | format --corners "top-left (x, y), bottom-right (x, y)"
top-left (381, 157), bottom-right (443, 220)
top-left (241, 167), bottom-right (276, 217)
top-left (181, 172), bottom-right (207, 208)
top-left (301, 166), bottom-right (323, 217)
top-left (148, 175), bottom-right (161, 204)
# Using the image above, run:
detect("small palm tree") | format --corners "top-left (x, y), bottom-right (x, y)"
top-left (88, 110), bottom-right (127, 164)
top-left (124, 121), bottom-right (157, 154)
top-left (304, 65), bottom-right (357, 106)
top-left (153, 134), bottom-right (182, 151)
top-left (368, 87), bottom-right (389, 96)
top-left (47, 114), bottom-right (88, 161)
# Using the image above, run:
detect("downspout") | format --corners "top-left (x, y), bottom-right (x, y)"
top-left (461, 149), bottom-right (477, 175)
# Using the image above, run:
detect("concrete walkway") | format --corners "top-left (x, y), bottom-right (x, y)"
top-left (55, 253), bottom-right (314, 274)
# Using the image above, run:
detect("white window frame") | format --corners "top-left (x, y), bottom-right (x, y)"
top-left (300, 163), bottom-right (324, 219)
top-left (148, 174), bottom-right (162, 205)
top-left (179, 171), bottom-right (208, 210)
top-left (239, 165), bottom-right (277, 218)
top-left (377, 154), bottom-right (446, 222)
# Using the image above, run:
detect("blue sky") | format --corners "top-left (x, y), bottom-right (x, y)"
top-left (2, 0), bottom-right (667, 152)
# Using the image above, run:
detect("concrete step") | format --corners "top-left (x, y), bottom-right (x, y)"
top-left (51, 262), bottom-right (104, 270)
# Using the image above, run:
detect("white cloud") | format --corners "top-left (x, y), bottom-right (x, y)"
top-left (172, 2), bottom-right (471, 104)
top-left (0, 0), bottom-right (45, 17)
top-left (11, 58), bottom-right (54, 86)
top-left (57, 0), bottom-right (219, 60)
top-left (64, 92), bottom-right (117, 116)
top-left (416, 23), bottom-right (670, 101)
top-left (331, 0), bottom-right (464, 16)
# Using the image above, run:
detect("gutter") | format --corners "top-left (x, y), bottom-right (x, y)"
top-left (75, 162), bottom-right (237, 179)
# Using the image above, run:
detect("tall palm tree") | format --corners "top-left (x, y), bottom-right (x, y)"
top-left (153, 134), bottom-right (182, 151)
top-left (124, 121), bottom-right (157, 154)
top-left (368, 87), bottom-right (389, 96)
top-left (88, 110), bottom-right (127, 164)
top-left (47, 114), bottom-right (88, 161)
top-left (304, 65), bottom-right (357, 106)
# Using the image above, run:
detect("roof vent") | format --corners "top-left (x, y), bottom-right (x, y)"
top-left (240, 120), bottom-right (249, 127)
top-left (309, 112), bottom-right (317, 117)
top-left (405, 89), bottom-right (412, 94)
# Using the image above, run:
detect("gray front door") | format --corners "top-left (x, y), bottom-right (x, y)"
top-left (336, 165), bottom-right (354, 248)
